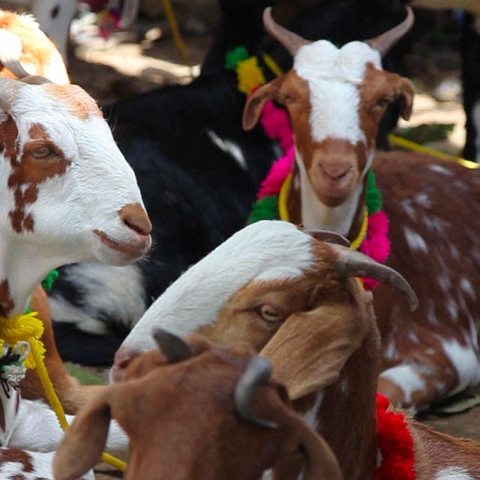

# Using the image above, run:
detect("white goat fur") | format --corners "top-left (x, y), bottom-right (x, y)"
top-left (118, 221), bottom-right (313, 350)
top-left (0, 77), bottom-right (150, 476)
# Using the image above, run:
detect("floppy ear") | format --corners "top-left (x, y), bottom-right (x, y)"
top-left (394, 75), bottom-right (415, 120)
top-left (260, 298), bottom-right (368, 400)
top-left (242, 78), bottom-right (282, 131)
top-left (53, 389), bottom-right (114, 480)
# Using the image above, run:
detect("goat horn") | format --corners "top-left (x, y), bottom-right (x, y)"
top-left (234, 356), bottom-right (278, 430)
top-left (262, 7), bottom-right (310, 57)
top-left (1, 60), bottom-right (29, 79)
top-left (305, 229), bottom-right (351, 248)
top-left (153, 327), bottom-right (192, 363)
top-left (333, 246), bottom-right (418, 310)
top-left (366, 7), bottom-right (414, 57)
top-left (0, 77), bottom-right (24, 112)
top-left (20, 75), bottom-right (52, 85)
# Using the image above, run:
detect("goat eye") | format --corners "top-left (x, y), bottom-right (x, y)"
top-left (258, 304), bottom-right (282, 323)
top-left (375, 97), bottom-right (391, 109)
top-left (31, 146), bottom-right (53, 158)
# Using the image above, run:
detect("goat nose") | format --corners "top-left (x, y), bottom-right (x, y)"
top-left (119, 203), bottom-right (152, 237)
top-left (110, 348), bottom-right (135, 383)
top-left (320, 162), bottom-right (351, 180)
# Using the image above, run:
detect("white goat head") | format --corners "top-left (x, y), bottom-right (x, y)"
top-left (243, 8), bottom-right (414, 226)
top-left (0, 77), bottom-right (151, 316)
top-left (112, 220), bottom-right (417, 385)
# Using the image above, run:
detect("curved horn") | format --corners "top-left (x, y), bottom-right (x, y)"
top-left (20, 76), bottom-right (51, 85)
top-left (153, 327), bottom-right (192, 363)
top-left (234, 356), bottom-right (278, 430)
top-left (366, 7), bottom-right (414, 57)
top-left (305, 229), bottom-right (351, 248)
top-left (333, 245), bottom-right (418, 310)
top-left (0, 77), bottom-right (24, 112)
top-left (0, 29), bottom-right (29, 79)
top-left (263, 7), bottom-right (310, 56)
top-left (1, 60), bottom-right (29, 79)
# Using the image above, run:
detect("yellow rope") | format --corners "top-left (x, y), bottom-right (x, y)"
top-left (350, 208), bottom-right (368, 250)
top-left (161, 0), bottom-right (192, 72)
top-left (278, 172), bottom-right (292, 221)
top-left (388, 134), bottom-right (479, 169)
top-left (261, 53), bottom-right (284, 78)
top-left (0, 311), bottom-right (126, 471)
top-left (279, 173), bottom-right (368, 250)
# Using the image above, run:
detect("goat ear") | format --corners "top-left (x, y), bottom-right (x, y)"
top-left (53, 391), bottom-right (113, 480)
top-left (242, 81), bottom-right (276, 131)
top-left (395, 76), bottom-right (415, 121)
top-left (260, 298), bottom-right (368, 400)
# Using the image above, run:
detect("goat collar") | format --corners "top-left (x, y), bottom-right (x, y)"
top-left (375, 393), bottom-right (415, 480)
top-left (227, 48), bottom-right (391, 290)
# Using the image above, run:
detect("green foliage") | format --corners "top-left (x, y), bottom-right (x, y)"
top-left (64, 362), bottom-right (104, 385)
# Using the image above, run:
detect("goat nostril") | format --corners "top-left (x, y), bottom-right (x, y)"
top-left (111, 349), bottom-right (135, 382)
top-left (119, 203), bottom-right (152, 236)
top-left (320, 164), bottom-right (351, 181)
top-left (118, 357), bottom-right (131, 370)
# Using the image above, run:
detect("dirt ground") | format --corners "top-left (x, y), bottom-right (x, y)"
top-left (63, 14), bottom-right (479, 478)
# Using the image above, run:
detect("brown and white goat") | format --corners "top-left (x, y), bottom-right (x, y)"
top-left (0, 10), bottom-right (69, 84)
top-left (239, 7), bottom-right (480, 412)
top-left (0, 74), bottom-right (151, 472)
top-left (112, 220), bottom-right (480, 480)
top-left (53, 328), bottom-right (342, 480)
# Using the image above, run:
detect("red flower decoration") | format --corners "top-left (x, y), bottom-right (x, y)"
top-left (375, 393), bottom-right (415, 480)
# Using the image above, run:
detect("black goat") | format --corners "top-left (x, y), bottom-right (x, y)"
top-left (50, 0), bottom-right (411, 365)
top-left (461, 11), bottom-right (480, 162)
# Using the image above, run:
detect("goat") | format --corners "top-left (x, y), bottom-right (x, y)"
top-left (0, 74), bottom-right (151, 472)
top-left (0, 10), bottom-right (69, 84)
top-left (47, 0), bottom-right (412, 366)
top-left (109, 220), bottom-right (480, 480)
top-left (228, 6), bottom-right (480, 412)
top-left (53, 328), bottom-right (342, 480)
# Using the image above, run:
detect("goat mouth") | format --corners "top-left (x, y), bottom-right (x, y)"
top-left (313, 165), bottom-right (355, 204)
top-left (94, 230), bottom-right (151, 259)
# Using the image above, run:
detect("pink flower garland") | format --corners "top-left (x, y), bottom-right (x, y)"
top-left (360, 211), bottom-right (390, 290)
